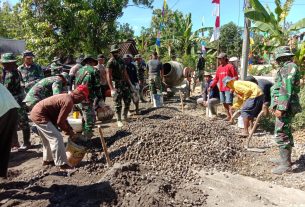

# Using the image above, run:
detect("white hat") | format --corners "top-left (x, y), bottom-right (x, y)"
top-left (229, 57), bottom-right (239, 62)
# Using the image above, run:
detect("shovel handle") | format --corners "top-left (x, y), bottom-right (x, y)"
top-left (246, 110), bottom-right (264, 148)
top-left (98, 125), bottom-right (112, 167)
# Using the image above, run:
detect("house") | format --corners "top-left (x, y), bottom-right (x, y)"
top-left (117, 39), bottom-right (139, 57)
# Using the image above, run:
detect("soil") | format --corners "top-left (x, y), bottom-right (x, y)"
top-left (1, 87), bottom-right (305, 207)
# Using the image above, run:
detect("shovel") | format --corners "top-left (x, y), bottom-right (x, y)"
top-left (98, 125), bottom-right (113, 167)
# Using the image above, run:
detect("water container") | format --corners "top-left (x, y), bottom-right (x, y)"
top-left (67, 118), bottom-right (83, 133)
top-left (237, 116), bottom-right (244, 128)
top-left (66, 139), bottom-right (87, 167)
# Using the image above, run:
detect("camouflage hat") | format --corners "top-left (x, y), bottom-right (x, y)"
top-left (123, 54), bottom-right (132, 59)
top-left (110, 44), bottom-right (121, 53)
top-left (1, 53), bottom-right (17, 63)
top-left (58, 72), bottom-right (70, 83)
top-left (222, 76), bottom-right (235, 86)
top-left (52, 56), bottom-right (60, 62)
top-left (217, 52), bottom-right (227, 59)
top-left (97, 54), bottom-right (105, 59)
top-left (81, 55), bottom-right (98, 66)
top-left (23, 50), bottom-right (35, 58)
top-left (274, 46), bottom-right (294, 60)
top-left (135, 54), bottom-right (142, 59)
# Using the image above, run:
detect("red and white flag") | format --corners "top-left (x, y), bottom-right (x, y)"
top-left (210, 0), bottom-right (220, 42)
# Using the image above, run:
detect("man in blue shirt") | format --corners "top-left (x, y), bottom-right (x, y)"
top-left (197, 72), bottom-right (220, 118)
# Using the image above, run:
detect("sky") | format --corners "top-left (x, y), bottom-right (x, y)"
top-left (6, 0), bottom-right (305, 36)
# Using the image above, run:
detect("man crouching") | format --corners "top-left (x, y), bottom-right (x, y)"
top-left (30, 85), bottom-right (89, 172)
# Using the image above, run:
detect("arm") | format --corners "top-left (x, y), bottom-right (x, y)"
top-left (124, 67), bottom-right (133, 87)
top-left (57, 101), bottom-right (74, 135)
top-left (209, 70), bottom-right (219, 88)
top-left (106, 68), bottom-right (114, 90)
top-left (202, 83), bottom-right (208, 102)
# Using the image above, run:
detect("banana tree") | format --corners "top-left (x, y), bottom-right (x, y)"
top-left (244, 0), bottom-right (305, 46)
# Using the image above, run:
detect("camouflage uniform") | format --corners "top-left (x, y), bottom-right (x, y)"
top-left (23, 76), bottom-right (65, 109)
top-left (1, 54), bottom-right (31, 146)
top-left (50, 62), bottom-right (62, 76)
top-left (18, 63), bottom-right (44, 93)
top-left (106, 57), bottom-right (131, 117)
top-left (75, 65), bottom-right (102, 135)
top-left (135, 61), bottom-right (146, 83)
top-left (270, 46), bottom-right (301, 174)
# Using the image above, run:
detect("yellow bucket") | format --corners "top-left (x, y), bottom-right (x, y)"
top-left (66, 140), bottom-right (87, 167)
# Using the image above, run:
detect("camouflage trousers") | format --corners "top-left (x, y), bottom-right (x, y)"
top-left (78, 101), bottom-right (95, 135)
top-left (13, 94), bottom-right (31, 145)
top-left (149, 75), bottom-right (163, 95)
top-left (113, 81), bottom-right (131, 114)
top-left (274, 115), bottom-right (294, 149)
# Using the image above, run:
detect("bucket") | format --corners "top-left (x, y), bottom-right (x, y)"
top-left (237, 116), bottom-right (244, 128)
top-left (66, 139), bottom-right (87, 167)
top-left (68, 118), bottom-right (83, 133)
top-left (152, 94), bottom-right (163, 107)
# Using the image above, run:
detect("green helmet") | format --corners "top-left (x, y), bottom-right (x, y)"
top-left (274, 46), bottom-right (294, 61)
top-left (58, 72), bottom-right (70, 83)
top-left (1, 53), bottom-right (17, 63)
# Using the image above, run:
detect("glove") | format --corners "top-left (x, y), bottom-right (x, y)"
top-left (111, 90), bottom-right (118, 99)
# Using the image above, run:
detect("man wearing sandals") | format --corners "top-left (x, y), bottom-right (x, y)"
top-left (30, 85), bottom-right (89, 171)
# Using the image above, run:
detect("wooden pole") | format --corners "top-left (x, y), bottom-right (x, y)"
top-left (98, 125), bottom-right (112, 167)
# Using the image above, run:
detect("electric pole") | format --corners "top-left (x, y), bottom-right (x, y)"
top-left (240, 0), bottom-right (251, 80)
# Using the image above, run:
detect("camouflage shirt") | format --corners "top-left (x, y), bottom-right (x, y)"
top-left (135, 61), bottom-right (146, 81)
top-left (18, 63), bottom-right (44, 93)
top-left (75, 65), bottom-right (102, 101)
top-left (1, 68), bottom-right (23, 96)
top-left (23, 76), bottom-right (65, 108)
top-left (271, 61), bottom-right (301, 115)
top-left (106, 57), bottom-right (126, 82)
top-left (50, 62), bottom-right (62, 76)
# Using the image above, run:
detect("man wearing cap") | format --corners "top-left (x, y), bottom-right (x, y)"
top-left (197, 72), bottom-right (220, 118)
top-left (106, 44), bottom-right (133, 127)
top-left (75, 55), bottom-right (102, 139)
top-left (1, 53), bottom-right (32, 150)
top-left (209, 52), bottom-right (238, 121)
top-left (30, 85), bottom-right (88, 171)
top-left (124, 54), bottom-right (140, 115)
top-left (50, 57), bottom-right (63, 76)
top-left (223, 76), bottom-right (264, 137)
top-left (269, 46), bottom-right (301, 175)
top-left (95, 54), bottom-right (108, 101)
top-left (195, 50), bottom-right (206, 92)
top-left (69, 55), bottom-right (84, 91)
top-left (24, 72), bottom-right (69, 110)
top-left (18, 50), bottom-right (44, 93)
top-left (146, 51), bottom-right (163, 96)
top-left (134, 54), bottom-right (147, 102)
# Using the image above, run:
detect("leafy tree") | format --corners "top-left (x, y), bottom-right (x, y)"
top-left (218, 22), bottom-right (242, 57)
top-left (116, 23), bottom-right (135, 42)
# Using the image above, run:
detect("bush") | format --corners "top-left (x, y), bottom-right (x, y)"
top-left (248, 65), bottom-right (273, 76)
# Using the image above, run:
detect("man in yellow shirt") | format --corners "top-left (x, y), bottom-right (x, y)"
top-left (223, 76), bottom-right (264, 137)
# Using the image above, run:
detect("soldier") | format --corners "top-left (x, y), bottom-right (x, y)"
top-left (75, 55), bottom-right (102, 139)
top-left (146, 52), bottom-right (163, 96)
top-left (124, 54), bottom-right (140, 115)
top-left (134, 54), bottom-right (146, 102)
top-left (270, 46), bottom-right (301, 175)
top-left (50, 57), bottom-right (63, 76)
top-left (18, 50), bottom-right (44, 93)
top-left (106, 44), bottom-right (133, 128)
top-left (24, 72), bottom-right (69, 110)
top-left (1, 53), bottom-right (31, 150)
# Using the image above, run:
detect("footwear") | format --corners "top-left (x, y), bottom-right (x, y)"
top-left (123, 109), bottom-right (129, 122)
top-left (238, 133), bottom-right (249, 138)
top-left (42, 161), bottom-right (55, 166)
top-left (117, 121), bottom-right (123, 128)
top-left (270, 147), bottom-right (292, 165)
top-left (271, 148), bottom-right (292, 175)
top-left (59, 164), bottom-right (76, 173)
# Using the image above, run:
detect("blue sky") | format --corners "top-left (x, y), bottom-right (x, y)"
top-left (7, 0), bottom-right (305, 35)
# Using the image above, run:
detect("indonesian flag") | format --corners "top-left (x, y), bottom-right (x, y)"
top-left (210, 0), bottom-right (220, 42)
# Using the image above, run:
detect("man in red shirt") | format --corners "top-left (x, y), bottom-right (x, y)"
top-left (30, 85), bottom-right (89, 171)
top-left (209, 53), bottom-right (238, 121)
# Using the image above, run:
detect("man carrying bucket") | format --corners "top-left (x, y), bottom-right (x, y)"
top-left (30, 85), bottom-right (89, 172)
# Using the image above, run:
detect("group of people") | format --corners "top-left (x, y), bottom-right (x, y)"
top-left (0, 45), bottom-right (166, 178)
top-left (197, 46), bottom-right (301, 175)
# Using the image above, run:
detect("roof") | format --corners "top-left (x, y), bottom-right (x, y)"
top-left (118, 40), bottom-right (138, 56)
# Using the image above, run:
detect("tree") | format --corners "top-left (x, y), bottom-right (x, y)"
top-left (218, 22), bottom-right (242, 57)
top-left (116, 23), bottom-right (135, 42)
top-left (244, 0), bottom-right (305, 46)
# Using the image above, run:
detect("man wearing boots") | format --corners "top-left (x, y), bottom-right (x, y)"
top-left (134, 54), bottom-right (146, 102)
top-left (270, 46), bottom-right (301, 175)
top-left (1, 53), bottom-right (31, 150)
top-left (75, 56), bottom-right (102, 139)
top-left (106, 45), bottom-right (132, 128)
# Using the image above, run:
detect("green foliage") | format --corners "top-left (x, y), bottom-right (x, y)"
top-left (181, 54), bottom-right (197, 70)
top-left (248, 65), bottom-right (273, 76)
top-left (219, 22), bottom-right (242, 57)
top-left (292, 86), bottom-right (305, 130)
